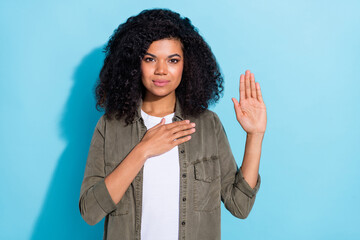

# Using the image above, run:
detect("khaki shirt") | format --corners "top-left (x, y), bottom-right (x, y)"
top-left (79, 98), bottom-right (261, 240)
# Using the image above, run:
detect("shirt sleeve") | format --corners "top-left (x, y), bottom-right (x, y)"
top-left (78, 115), bottom-right (117, 225)
top-left (213, 112), bottom-right (261, 219)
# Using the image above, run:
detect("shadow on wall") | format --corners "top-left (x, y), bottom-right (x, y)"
top-left (31, 46), bottom-right (106, 239)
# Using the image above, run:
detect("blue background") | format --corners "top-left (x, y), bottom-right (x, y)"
top-left (1, 0), bottom-right (359, 239)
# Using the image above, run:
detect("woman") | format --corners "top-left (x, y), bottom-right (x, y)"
top-left (79, 8), bottom-right (267, 240)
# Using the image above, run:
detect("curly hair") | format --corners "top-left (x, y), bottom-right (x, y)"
top-left (95, 8), bottom-right (224, 125)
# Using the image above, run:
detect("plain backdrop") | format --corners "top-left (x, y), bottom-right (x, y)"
top-left (1, 0), bottom-right (359, 239)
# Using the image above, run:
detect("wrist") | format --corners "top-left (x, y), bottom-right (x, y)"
top-left (247, 132), bottom-right (265, 138)
top-left (135, 142), bottom-right (150, 161)
top-left (246, 132), bottom-right (265, 143)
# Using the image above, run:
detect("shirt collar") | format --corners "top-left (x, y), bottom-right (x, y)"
top-left (134, 97), bottom-right (184, 123)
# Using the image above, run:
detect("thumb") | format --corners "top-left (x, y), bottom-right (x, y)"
top-left (232, 98), bottom-right (244, 120)
top-left (232, 98), bottom-right (240, 113)
top-left (152, 118), bottom-right (165, 129)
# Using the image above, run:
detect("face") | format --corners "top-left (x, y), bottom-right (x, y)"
top-left (141, 38), bottom-right (184, 100)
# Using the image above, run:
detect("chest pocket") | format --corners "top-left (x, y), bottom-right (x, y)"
top-left (193, 156), bottom-right (221, 212)
top-left (105, 162), bottom-right (129, 216)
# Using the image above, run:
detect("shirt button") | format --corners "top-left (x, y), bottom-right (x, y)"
top-left (181, 221), bottom-right (186, 226)
top-left (182, 197), bottom-right (186, 201)
top-left (182, 173), bottom-right (187, 178)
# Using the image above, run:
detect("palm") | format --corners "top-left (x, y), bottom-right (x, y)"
top-left (232, 70), bottom-right (267, 134)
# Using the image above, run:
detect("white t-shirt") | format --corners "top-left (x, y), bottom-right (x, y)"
top-left (140, 109), bottom-right (180, 240)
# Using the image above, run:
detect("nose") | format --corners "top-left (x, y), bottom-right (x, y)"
top-left (154, 60), bottom-right (168, 75)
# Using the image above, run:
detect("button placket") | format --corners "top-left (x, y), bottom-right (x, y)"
top-left (178, 140), bottom-right (188, 239)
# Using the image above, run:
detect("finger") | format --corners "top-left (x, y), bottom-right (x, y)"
top-left (167, 119), bottom-right (190, 129)
top-left (256, 82), bottom-right (264, 103)
top-left (170, 122), bottom-right (195, 133)
top-left (239, 74), bottom-right (245, 102)
top-left (172, 135), bottom-right (192, 146)
top-left (245, 70), bottom-right (251, 98)
top-left (250, 73), bottom-right (256, 98)
top-left (172, 127), bottom-right (195, 140)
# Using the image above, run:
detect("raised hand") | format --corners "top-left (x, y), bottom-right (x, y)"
top-left (140, 119), bottom-right (196, 158)
top-left (232, 70), bottom-right (267, 135)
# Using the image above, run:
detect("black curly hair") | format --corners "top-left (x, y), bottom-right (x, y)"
top-left (95, 8), bottom-right (224, 125)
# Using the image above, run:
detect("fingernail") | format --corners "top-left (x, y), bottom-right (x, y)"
top-left (186, 120), bottom-right (190, 123)
top-left (191, 123), bottom-right (195, 127)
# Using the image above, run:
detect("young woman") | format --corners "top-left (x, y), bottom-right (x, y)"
top-left (79, 8), bottom-right (267, 240)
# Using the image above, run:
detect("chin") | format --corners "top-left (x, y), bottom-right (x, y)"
top-left (146, 89), bottom-right (175, 98)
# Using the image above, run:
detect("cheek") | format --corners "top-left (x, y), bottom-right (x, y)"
top-left (179, 66), bottom-right (184, 77)
top-left (140, 64), bottom-right (146, 77)
top-left (141, 65), bottom-right (151, 81)
top-left (171, 65), bottom-right (184, 79)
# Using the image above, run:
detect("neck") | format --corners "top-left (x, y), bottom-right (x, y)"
top-left (142, 92), bottom-right (176, 117)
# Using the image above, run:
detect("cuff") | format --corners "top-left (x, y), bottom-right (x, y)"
top-left (234, 169), bottom-right (261, 198)
top-left (93, 179), bottom-right (117, 214)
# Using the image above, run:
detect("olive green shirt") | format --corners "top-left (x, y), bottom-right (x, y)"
top-left (79, 98), bottom-right (261, 240)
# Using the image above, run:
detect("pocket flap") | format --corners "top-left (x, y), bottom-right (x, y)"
top-left (194, 156), bottom-right (220, 182)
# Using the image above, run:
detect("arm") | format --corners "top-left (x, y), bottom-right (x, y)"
top-left (79, 116), bottom-right (196, 225)
top-left (78, 116), bottom-right (114, 225)
top-left (215, 113), bottom-right (261, 219)
top-left (219, 70), bottom-right (266, 219)
top-left (104, 118), bottom-right (196, 205)
top-left (232, 69), bottom-right (267, 188)
top-left (240, 133), bottom-right (264, 188)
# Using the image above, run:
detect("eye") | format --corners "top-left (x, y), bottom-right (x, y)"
top-left (169, 58), bottom-right (180, 63)
top-left (144, 57), bottom-right (155, 62)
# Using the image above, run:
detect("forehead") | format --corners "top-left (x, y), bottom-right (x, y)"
top-left (146, 38), bottom-right (183, 55)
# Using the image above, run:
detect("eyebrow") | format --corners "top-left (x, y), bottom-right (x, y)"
top-left (144, 52), bottom-right (182, 58)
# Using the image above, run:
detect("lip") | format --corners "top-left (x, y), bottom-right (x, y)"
top-left (152, 80), bottom-right (170, 87)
